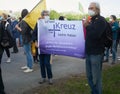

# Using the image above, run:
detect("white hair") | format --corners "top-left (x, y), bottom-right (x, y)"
top-left (91, 2), bottom-right (100, 10)
top-left (91, 1), bottom-right (100, 13)
top-left (41, 10), bottom-right (49, 16)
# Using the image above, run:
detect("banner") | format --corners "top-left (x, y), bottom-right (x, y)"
top-left (38, 20), bottom-right (85, 58)
top-left (24, 0), bottom-right (46, 30)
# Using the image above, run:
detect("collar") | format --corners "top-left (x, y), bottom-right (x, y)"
top-left (91, 14), bottom-right (100, 21)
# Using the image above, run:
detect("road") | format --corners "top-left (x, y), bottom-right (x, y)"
top-left (1, 47), bottom-right (86, 94)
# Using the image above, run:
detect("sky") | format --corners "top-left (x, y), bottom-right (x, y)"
top-left (0, 0), bottom-right (120, 17)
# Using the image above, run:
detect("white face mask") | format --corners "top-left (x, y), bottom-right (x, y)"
top-left (11, 19), bottom-right (14, 22)
top-left (44, 16), bottom-right (50, 20)
top-left (109, 18), bottom-right (112, 22)
top-left (88, 10), bottom-right (96, 16)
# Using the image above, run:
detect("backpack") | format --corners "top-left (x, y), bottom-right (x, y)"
top-left (104, 21), bottom-right (113, 48)
top-left (0, 21), bottom-right (15, 48)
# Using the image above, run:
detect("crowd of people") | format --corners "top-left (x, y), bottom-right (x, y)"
top-left (0, 9), bottom-right (53, 94)
top-left (0, 1), bottom-right (120, 94)
top-left (104, 15), bottom-right (120, 64)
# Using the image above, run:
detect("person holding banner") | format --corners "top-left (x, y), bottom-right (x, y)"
top-left (32, 10), bottom-right (53, 85)
top-left (84, 2), bottom-right (106, 94)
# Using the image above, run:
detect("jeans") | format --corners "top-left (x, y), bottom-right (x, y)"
top-left (105, 48), bottom-right (109, 60)
top-left (23, 43), bottom-right (33, 69)
top-left (0, 48), bottom-right (5, 94)
top-left (39, 54), bottom-right (53, 79)
top-left (19, 35), bottom-right (23, 46)
top-left (112, 40), bottom-right (117, 62)
top-left (5, 48), bottom-right (10, 58)
top-left (13, 38), bottom-right (18, 53)
top-left (86, 54), bottom-right (103, 94)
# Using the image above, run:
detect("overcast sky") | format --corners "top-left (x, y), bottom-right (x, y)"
top-left (0, 0), bottom-right (120, 17)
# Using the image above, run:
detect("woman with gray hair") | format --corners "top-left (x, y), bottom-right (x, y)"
top-left (32, 10), bottom-right (53, 85)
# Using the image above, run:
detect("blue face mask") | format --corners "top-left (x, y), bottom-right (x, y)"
top-left (0, 16), bottom-right (3, 21)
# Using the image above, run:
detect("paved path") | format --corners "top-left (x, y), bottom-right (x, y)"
top-left (1, 47), bottom-right (86, 94)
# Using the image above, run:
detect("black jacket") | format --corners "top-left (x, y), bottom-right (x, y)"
top-left (0, 21), bottom-right (13, 43)
top-left (19, 20), bottom-right (32, 44)
top-left (32, 23), bottom-right (38, 42)
top-left (0, 21), bottom-right (3, 43)
top-left (85, 15), bottom-right (106, 55)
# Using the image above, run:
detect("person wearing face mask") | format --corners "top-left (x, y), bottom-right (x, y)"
top-left (84, 2), bottom-right (107, 94)
top-left (109, 15), bottom-right (119, 64)
top-left (32, 10), bottom-right (53, 85)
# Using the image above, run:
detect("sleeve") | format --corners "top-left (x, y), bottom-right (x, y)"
top-left (6, 24), bottom-right (14, 38)
top-left (112, 22), bottom-right (119, 32)
top-left (0, 22), bottom-right (3, 41)
top-left (20, 20), bottom-right (32, 33)
top-left (32, 23), bottom-right (38, 42)
top-left (86, 18), bottom-right (106, 39)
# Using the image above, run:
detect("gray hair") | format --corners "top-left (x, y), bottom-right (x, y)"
top-left (41, 10), bottom-right (49, 16)
top-left (91, 2), bottom-right (100, 13)
top-left (91, 2), bottom-right (100, 9)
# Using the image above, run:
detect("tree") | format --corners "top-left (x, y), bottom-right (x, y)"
top-left (105, 17), bottom-right (110, 22)
top-left (50, 10), bottom-right (60, 20)
top-left (49, 10), bottom-right (87, 20)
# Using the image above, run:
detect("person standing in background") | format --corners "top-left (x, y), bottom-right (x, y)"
top-left (0, 13), bottom-right (12, 94)
top-left (11, 16), bottom-right (19, 53)
top-left (16, 9), bottom-right (33, 73)
top-left (2, 13), bottom-right (12, 63)
top-left (109, 15), bottom-right (119, 64)
top-left (18, 17), bottom-right (23, 47)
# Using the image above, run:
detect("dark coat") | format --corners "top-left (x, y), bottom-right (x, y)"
top-left (85, 15), bottom-right (106, 55)
top-left (11, 20), bottom-right (20, 39)
top-left (19, 20), bottom-right (32, 44)
top-left (32, 23), bottom-right (38, 42)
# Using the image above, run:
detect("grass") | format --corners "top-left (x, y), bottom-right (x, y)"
top-left (102, 64), bottom-right (120, 94)
top-left (24, 64), bottom-right (120, 94)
